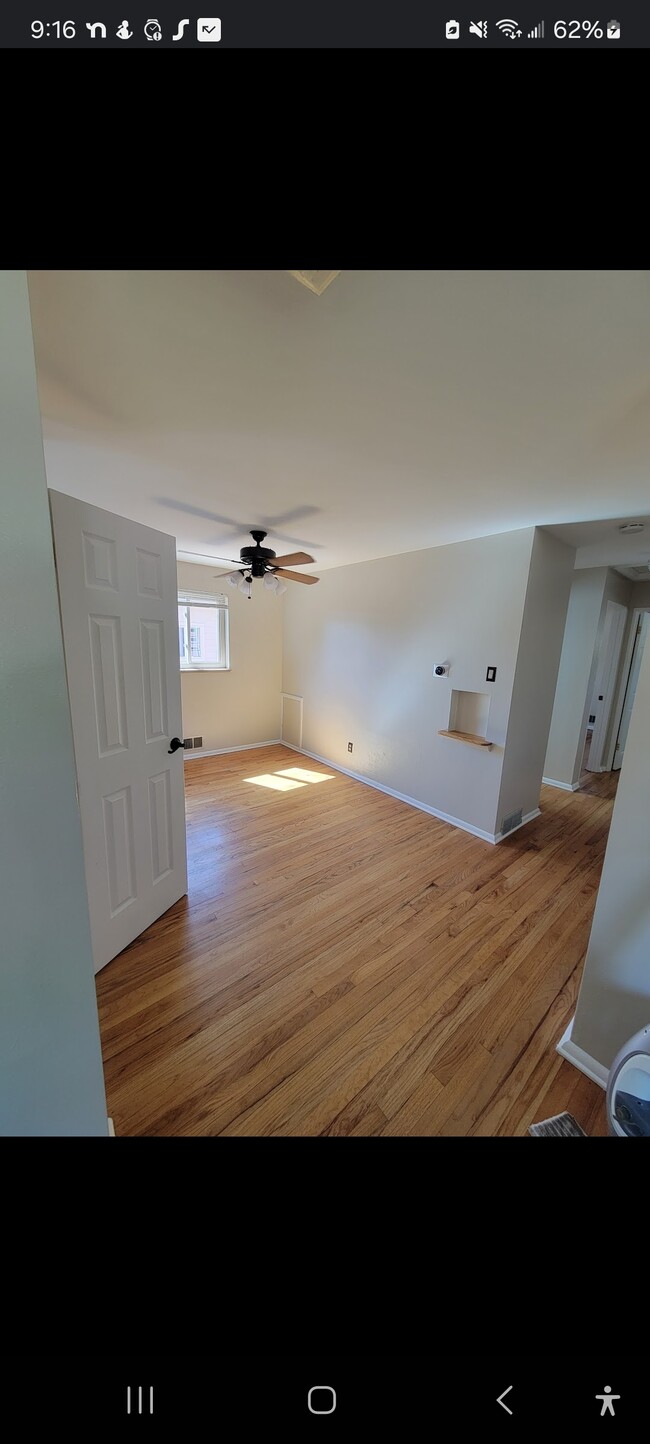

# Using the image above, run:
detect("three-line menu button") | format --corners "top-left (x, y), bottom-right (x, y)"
top-left (127, 1386), bottom-right (154, 1416)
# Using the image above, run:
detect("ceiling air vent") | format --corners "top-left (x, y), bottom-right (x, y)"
top-left (288, 270), bottom-right (341, 296)
top-left (619, 522), bottom-right (645, 534)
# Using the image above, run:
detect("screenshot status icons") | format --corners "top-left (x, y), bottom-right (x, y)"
top-left (445, 18), bottom-right (621, 40)
top-left (29, 18), bottom-right (222, 42)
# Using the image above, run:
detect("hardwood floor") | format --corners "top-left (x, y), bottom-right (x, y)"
top-left (96, 745), bottom-right (618, 1136)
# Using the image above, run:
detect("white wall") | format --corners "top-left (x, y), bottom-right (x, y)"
top-left (570, 636), bottom-right (650, 1070)
top-left (0, 271), bottom-right (107, 1136)
top-left (496, 529), bottom-right (574, 830)
top-left (177, 561), bottom-right (283, 752)
top-left (282, 528), bottom-right (537, 839)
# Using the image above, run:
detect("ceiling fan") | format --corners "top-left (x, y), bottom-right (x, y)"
top-left (214, 530), bottom-right (319, 597)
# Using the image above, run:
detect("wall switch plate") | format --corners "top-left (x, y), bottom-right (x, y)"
top-left (183, 738), bottom-right (193, 748)
top-left (348, 742), bottom-right (353, 752)
top-left (193, 736), bottom-right (202, 748)
top-left (486, 666), bottom-right (497, 682)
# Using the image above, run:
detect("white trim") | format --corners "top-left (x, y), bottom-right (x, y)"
top-left (108, 1117), bottom-right (115, 1136)
top-left (493, 807), bottom-right (541, 843)
top-left (556, 1017), bottom-right (608, 1090)
top-left (281, 693), bottom-right (303, 749)
top-left (542, 777), bottom-right (580, 792)
top-left (183, 739), bottom-right (281, 760)
top-left (285, 744), bottom-right (516, 845)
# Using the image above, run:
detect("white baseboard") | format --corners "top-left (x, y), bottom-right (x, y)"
top-left (493, 807), bottom-right (541, 843)
top-left (287, 744), bottom-right (517, 845)
top-left (108, 1117), bottom-right (115, 1136)
top-left (556, 1017), bottom-right (608, 1090)
top-left (542, 777), bottom-right (580, 792)
top-left (183, 739), bottom-right (281, 760)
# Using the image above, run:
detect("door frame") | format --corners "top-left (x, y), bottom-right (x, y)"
top-left (604, 605), bottom-right (650, 771)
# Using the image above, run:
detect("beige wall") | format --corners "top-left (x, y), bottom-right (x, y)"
top-left (630, 578), bottom-right (650, 610)
top-left (177, 561), bottom-right (282, 752)
top-left (0, 272), bottom-right (107, 1135)
top-left (282, 528), bottom-right (538, 839)
top-left (571, 635), bottom-right (650, 1069)
top-left (496, 529), bottom-right (574, 830)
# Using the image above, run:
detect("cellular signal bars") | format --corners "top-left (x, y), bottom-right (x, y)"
top-left (528, 20), bottom-right (544, 37)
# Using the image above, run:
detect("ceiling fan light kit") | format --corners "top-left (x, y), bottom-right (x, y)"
top-left (288, 270), bottom-right (341, 296)
top-left (214, 531), bottom-right (319, 597)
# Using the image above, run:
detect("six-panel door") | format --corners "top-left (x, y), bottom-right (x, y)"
top-left (49, 490), bottom-right (188, 973)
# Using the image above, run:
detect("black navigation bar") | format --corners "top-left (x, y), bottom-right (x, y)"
top-left (8, 1357), bottom-right (646, 1429)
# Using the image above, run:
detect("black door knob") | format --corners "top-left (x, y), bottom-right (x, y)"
top-left (168, 737), bottom-right (183, 754)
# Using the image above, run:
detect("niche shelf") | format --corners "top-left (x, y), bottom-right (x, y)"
top-left (438, 729), bottom-right (492, 748)
top-left (439, 689), bottom-right (492, 748)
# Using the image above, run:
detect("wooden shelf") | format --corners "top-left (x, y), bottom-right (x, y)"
top-left (438, 729), bottom-right (492, 748)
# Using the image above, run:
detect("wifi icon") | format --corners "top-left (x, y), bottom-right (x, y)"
top-left (496, 17), bottom-right (522, 35)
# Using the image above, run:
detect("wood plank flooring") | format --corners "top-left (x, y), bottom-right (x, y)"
top-left (96, 745), bottom-right (618, 1136)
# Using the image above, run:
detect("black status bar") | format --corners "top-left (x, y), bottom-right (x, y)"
top-left (6, 1357), bottom-right (647, 1427)
top-left (0, 7), bottom-right (648, 48)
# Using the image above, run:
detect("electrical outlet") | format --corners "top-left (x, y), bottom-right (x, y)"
top-left (193, 736), bottom-right (202, 748)
top-left (348, 742), bottom-right (353, 752)
top-left (183, 738), bottom-right (193, 749)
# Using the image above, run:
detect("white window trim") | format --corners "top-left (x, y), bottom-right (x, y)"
top-left (177, 591), bottom-right (230, 671)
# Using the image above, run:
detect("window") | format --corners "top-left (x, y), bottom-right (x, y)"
top-left (177, 591), bottom-right (229, 670)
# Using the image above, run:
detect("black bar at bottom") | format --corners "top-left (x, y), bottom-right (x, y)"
top-left (7, 1356), bottom-right (647, 1429)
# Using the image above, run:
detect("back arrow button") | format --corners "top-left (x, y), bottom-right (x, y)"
top-left (497, 1385), bottom-right (513, 1415)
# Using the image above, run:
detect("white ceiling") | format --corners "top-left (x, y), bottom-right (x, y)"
top-left (27, 269), bottom-right (650, 572)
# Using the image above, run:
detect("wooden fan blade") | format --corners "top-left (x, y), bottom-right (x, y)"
top-left (271, 551), bottom-right (315, 567)
top-left (274, 568), bottom-right (319, 585)
top-left (213, 570), bottom-right (241, 579)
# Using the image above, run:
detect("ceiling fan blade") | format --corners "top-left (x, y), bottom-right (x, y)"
top-left (274, 568), bottom-right (320, 585)
top-left (271, 551), bottom-right (315, 567)
top-left (213, 569), bottom-right (241, 579)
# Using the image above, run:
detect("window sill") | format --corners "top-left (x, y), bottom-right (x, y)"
top-left (180, 666), bottom-right (231, 673)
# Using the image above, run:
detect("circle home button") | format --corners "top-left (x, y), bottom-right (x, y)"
top-left (308, 1386), bottom-right (337, 1415)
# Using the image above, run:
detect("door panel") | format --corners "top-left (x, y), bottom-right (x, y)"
top-left (50, 490), bottom-right (187, 973)
top-left (614, 612), bottom-right (649, 769)
top-left (586, 601), bottom-right (627, 772)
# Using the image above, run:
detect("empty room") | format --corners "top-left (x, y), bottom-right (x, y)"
top-left (2, 268), bottom-right (649, 1137)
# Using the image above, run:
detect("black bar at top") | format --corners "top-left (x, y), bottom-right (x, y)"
top-left (1, 5), bottom-right (649, 49)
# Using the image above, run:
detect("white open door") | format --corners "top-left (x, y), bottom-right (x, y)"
top-left (50, 490), bottom-right (188, 973)
top-left (586, 600), bottom-right (627, 772)
top-left (613, 611), bottom-right (649, 770)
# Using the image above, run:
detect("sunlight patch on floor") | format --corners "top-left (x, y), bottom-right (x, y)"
top-left (244, 774), bottom-right (306, 791)
top-left (275, 768), bottom-right (336, 784)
